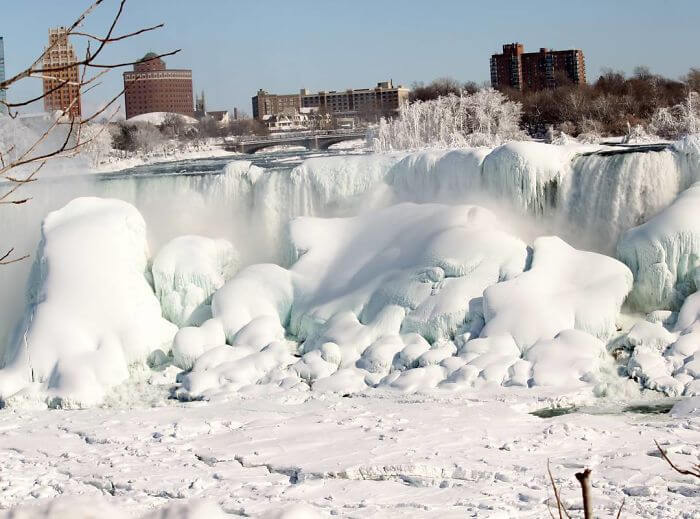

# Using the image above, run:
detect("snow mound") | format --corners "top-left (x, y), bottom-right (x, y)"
top-left (152, 235), bottom-right (239, 327)
top-left (287, 203), bottom-right (527, 345)
top-left (127, 112), bottom-right (198, 125)
top-left (618, 182), bottom-right (700, 312)
top-left (482, 236), bottom-right (633, 349)
top-left (175, 203), bottom-right (621, 399)
top-left (0, 197), bottom-right (177, 407)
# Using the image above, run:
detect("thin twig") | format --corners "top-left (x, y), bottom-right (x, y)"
top-left (655, 440), bottom-right (700, 478)
top-left (615, 497), bottom-right (625, 519)
top-left (547, 460), bottom-right (572, 519)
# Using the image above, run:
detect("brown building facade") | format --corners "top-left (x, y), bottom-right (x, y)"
top-left (123, 53), bottom-right (194, 120)
top-left (490, 43), bottom-right (586, 91)
top-left (252, 81), bottom-right (410, 120)
top-left (42, 28), bottom-right (81, 118)
top-left (252, 90), bottom-right (300, 119)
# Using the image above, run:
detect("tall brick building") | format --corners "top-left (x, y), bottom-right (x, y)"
top-left (42, 28), bottom-right (81, 118)
top-left (123, 53), bottom-right (194, 120)
top-left (490, 43), bottom-right (586, 91)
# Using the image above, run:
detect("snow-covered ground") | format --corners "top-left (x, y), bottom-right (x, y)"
top-left (2, 125), bottom-right (700, 516)
top-left (94, 139), bottom-right (237, 173)
top-left (126, 112), bottom-right (199, 125)
top-left (1, 390), bottom-right (698, 518)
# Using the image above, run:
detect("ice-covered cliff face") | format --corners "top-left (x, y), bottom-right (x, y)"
top-left (3, 138), bottom-right (700, 405)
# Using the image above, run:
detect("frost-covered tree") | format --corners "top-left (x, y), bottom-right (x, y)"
top-left (372, 89), bottom-right (526, 152)
top-left (649, 91), bottom-right (700, 139)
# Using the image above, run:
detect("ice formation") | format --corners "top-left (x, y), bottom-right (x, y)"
top-left (622, 290), bottom-right (700, 396)
top-left (618, 182), bottom-right (700, 312)
top-left (481, 141), bottom-right (575, 215)
top-left (151, 235), bottom-right (239, 327)
top-left (3, 137), bottom-right (700, 404)
top-left (175, 203), bottom-right (635, 400)
top-left (0, 198), bottom-right (177, 407)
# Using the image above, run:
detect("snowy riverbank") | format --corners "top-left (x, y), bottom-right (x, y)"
top-left (1, 390), bottom-right (698, 518)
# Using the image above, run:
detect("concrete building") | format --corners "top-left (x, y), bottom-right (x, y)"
top-left (123, 53), bottom-right (194, 120)
top-left (490, 43), bottom-right (586, 91)
top-left (252, 81), bottom-right (410, 122)
top-left (252, 89), bottom-right (300, 119)
top-left (0, 37), bottom-right (6, 113)
top-left (301, 81), bottom-right (409, 119)
top-left (42, 28), bottom-right (81, 118)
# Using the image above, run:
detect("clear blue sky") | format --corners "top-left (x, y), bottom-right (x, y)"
top-left (2, 0), bottom-right (698, 118)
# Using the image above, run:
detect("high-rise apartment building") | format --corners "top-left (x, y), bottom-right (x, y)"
top-left (123, 53), bottom-right (194, 120)
top-left (252, 81), bottom-right (410, 120)
top-left (490, 43), bottom-right (586, 91)
top-left (0, 36), bottom-right (6, 113)
top-left (42, 28), bottom-right (81, 118)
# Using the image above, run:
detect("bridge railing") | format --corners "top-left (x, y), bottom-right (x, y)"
top-left (224, 129), bottom-right (366, 145)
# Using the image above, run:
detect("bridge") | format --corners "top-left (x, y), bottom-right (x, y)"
top-left (224, 131), bottom-right (366, 154)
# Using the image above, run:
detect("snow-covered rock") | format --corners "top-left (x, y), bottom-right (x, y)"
top-left (152, 235), bottom-right (239, 327)
top-left (0, 198), bottom-right (177, 407)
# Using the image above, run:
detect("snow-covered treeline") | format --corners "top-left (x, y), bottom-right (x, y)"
top-left (371, 89), bottom-right (526, 151)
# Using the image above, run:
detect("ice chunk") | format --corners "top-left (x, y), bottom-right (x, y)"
top-left (152, 235), bottom-right (238, 327)
top-left (0, 198), bottom-right (176, 407)
top-left (178, 342), bottom-right (295, 399)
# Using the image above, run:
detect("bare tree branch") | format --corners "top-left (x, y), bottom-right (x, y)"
top-left (655, 440), bottom-right (700, 479)
top-left (0, 248), bottom-right (30, 265)
top-left (546, 460), bottom-right (572, 519)
top-left (0, 0), bottom-right (177, 265)
top-left (575, 469), bottom-right (593, 519)
top-left (615, 498), bottom-right (625, 519)
top-left (72, 22), bottom-right (164, 44)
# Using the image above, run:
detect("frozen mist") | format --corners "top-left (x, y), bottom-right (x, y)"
top-left (1, 134), bottom-right (700, 517)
